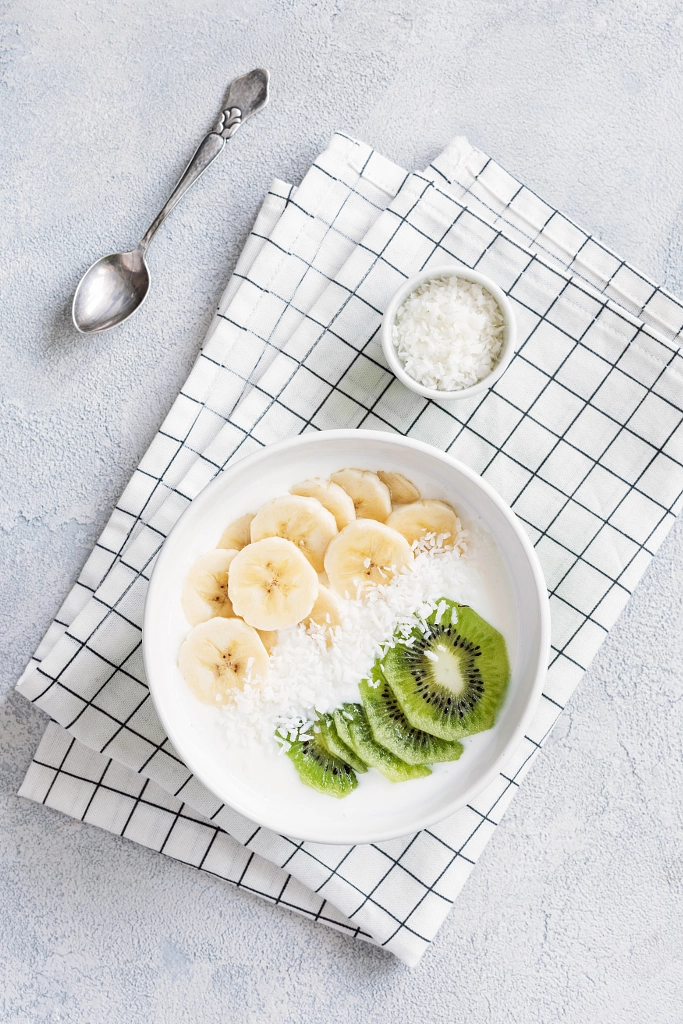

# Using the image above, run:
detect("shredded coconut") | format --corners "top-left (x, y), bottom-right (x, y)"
top-left (392, 275), bottom-right (505, 391)
top-left (221, 524), bottom-right (475, 750)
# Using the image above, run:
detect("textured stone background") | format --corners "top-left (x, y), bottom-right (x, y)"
top-left (2, 1), bottom-right (683, 1020)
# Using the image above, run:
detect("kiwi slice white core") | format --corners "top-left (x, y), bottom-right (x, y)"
top-left (428, 645), bottom-right (468, 695)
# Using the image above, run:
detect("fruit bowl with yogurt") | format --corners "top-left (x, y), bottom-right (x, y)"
top-left (143, 430), bottom-right (550, 844)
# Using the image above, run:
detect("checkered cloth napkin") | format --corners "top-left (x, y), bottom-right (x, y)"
top-left (16, 134), bottom-right (683, 966)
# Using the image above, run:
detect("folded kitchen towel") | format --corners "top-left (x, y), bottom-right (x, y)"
top-left (16, 133), bottom-right (683, 966)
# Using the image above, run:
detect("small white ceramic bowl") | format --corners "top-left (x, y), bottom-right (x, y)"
top-left (381, 265), bottom-right (516, 401)
top-left (144, 430), bottom-right (549, 845)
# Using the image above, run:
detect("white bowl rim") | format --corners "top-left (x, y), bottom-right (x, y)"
top-left (380, 264), bottom-right (517, 401)
top-left (143, 429), bottom-right (550, 844)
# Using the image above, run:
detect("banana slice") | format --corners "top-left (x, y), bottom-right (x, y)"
top-left (228, 536), bottom-right (318, 630)
top-left (305, 584), bottom-right (342, 630)
top-left (250, 495), bottom-right (337, 572)
top-left (385, 499), bottom-right (461, 548)
top-left (181, 549), bottom-right (239, 626)
top-left (330, 469), bottom-right (392, 522)
top-left (290, 478), bottom-right (356, 531)
top-left (179, 617), bottom-right (269, 705)
top-left (324, 519), bottom-right (414, 598)
top-left (257, 629), bottom-right (278, 654)
top-left (377, 470), bottom-right (420, 505)
top-left (217, 513), bottom-right (255, 551)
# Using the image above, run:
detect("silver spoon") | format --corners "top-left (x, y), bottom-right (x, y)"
top-left (72, 68), bottom-right (270, 334)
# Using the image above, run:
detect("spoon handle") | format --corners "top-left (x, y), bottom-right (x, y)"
top-left (138, 131), bottom-right (226, 252)
top-left (137, 67), bottom-right (269, 253)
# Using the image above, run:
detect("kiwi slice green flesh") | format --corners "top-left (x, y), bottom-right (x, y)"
top-left (333, 704), bottom-right (431, 783)
top-left (382, 600), bottom-right (510, 742)
top-left (360, 663), bottom-right (464, 765)
top-left (285, 732), bottom-right (358, 798)
top-left (316, 715), bottom-right (368, 773)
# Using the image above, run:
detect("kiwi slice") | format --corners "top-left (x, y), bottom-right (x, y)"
top-left (285, 731), bottom-right (358, 798)
top-left (316, 714), bottom-right (368, 773)
top-left (360, 663), bottom-right (465, 765)
top-left (333, 704), bottom-right (431, 782)
top-left (382, 599), bottom-right (510, 741)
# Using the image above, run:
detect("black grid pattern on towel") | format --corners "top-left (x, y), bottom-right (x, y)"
top-left (427, 140), bottom-right (683, 346)
top-left (17, 134), bottom-right (683, 963)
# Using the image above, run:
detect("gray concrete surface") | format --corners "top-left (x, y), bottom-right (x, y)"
top-left (2, 1), bottom-right (683, 1020)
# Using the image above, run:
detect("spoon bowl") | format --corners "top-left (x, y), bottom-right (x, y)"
top-left (72, 247), bottom-right (150, 334)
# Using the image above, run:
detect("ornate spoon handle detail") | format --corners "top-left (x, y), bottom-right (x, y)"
top-left (139, 69), bottom-right (269, 252)
top-left (214, 106), bottom-right (243, 139)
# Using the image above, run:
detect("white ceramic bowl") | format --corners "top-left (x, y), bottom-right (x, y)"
top-left (380, 265), bottom-right (516, 400)
top-left (143, 430), bottom-right (549, 845)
